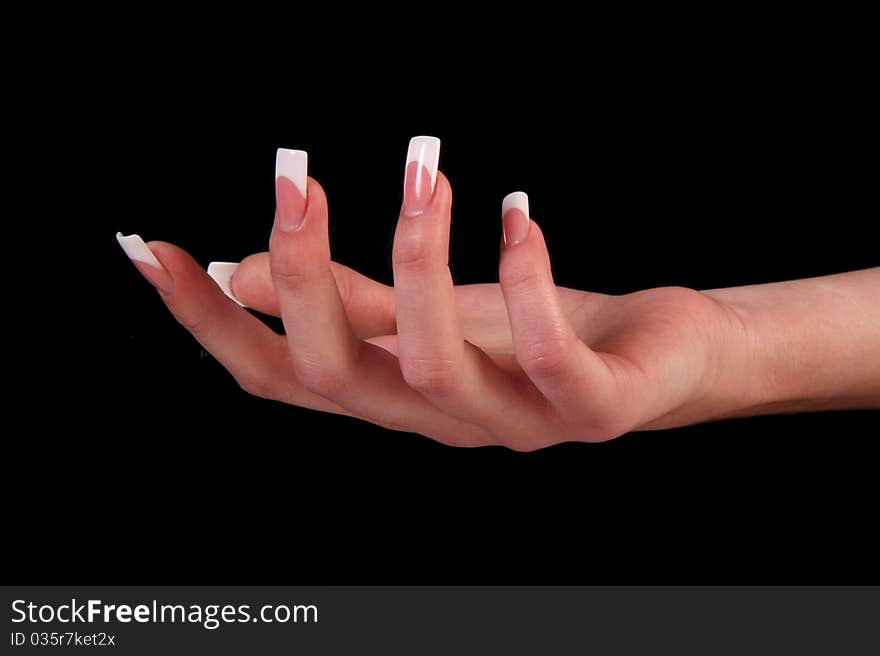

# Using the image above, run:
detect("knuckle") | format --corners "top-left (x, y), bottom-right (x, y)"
top-left (293, 353), bottom-right (349, 399)
top-left (236, 376), bottom-right (275, 400)
top-left (505, 440), bottom-right (543, 453)
top-left (580, 420), bottom-right (627, 443)
top-left (495, 433), bottom-right (536, 452)
top-left (270, 263), bottom-right (313, 291)
top-left (392, 234), bottom-right (443, 274)
top-left (499, 430), bottom-right (559, 452)
top-left (501, 263), bottom-right (544, 293)
top-left (399, 356), bottom-right (460, 398)
top-left (517, 336), bottom-right (571, 379)
top-left (176, 313), bottom-right (214, 341)
top-left (497, 422), bottom-right (565, 452)
top-left (568, 398), bottom-right (633, 442)
top-left (298, 367), bottom-right (346, 399)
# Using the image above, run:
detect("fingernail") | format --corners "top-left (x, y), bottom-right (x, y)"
top-left (116, 232), bottom-right (173, 294)
top-left (501, 192), bottom-right (531, 247)
top-left (275, 148), bottom-right (308, 231)
top-left (207, 262), bottom-right (245, 306)
top-left (403, 136), bottom-right (440, 216)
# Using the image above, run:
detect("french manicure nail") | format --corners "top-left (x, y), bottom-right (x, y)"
top-left (116, 232), bottom-right (174, 294)
top-left (207, 262), bottom-right (245, 306)
top-left (501, 192), bottom-right (530, 247)
top-left (275, 148), bottom-right (308, 231)
top-left (403, 136), bottom-right (440, 216)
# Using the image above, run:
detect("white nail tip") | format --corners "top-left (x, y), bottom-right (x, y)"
top-left (275, 148), bottom-right (308, 197)
top-left (116, 232), bottom-right (162, 268)
top-left (502, 191), bottom-right (529, 218)
top-left (207, 262), bottom-right (245, 307)
top-left (406, 136), bottom-right (441, 192)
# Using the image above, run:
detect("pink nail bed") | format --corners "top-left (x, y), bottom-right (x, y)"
top-left (403, 136), bottom-right (440, 216)
top-left (501, 192), bottom-right (531, 247)
top-left (275, 149), bottom-right (308, 231)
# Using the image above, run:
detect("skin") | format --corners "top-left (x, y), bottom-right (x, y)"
top-left (138, 171), bottom-right (880, 451)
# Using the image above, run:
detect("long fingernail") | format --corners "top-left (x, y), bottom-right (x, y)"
top-left (501, 192), bottom-right (531, 247)
top-left (275, 148), bottom-right (308, 231)
top-left (207, 262), bottom-right (245, 306)
top-left (116, 232), bottom-right (173, 294)
top-left (403, 136), bottom-right (440, 216)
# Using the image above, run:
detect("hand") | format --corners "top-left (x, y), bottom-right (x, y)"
top-left (117, 140), bottom-right (879, 449)
top-left (226, 261), bottom-right (748, 438)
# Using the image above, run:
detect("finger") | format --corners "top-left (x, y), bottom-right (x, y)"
top-left (210, 251), bottom-right (598, 354)
top-left (269, 149), bottom-right (490, 445)
top-left (498, 193), bottom-right (627, 438)
top-left (222, 252), bottom-right (517, 350)
top-left (392, 138), bottom-right (544, 444)
top-left (115, 233), bottom-right (345, 414)
top-left (211, 252), bottom-right (397, 338)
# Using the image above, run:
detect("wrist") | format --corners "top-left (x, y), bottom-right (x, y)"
top-left (634, 289), bottom-right (787, 430)
top-left (705, 293), bottom-right (805, 417)
top-left (704, 270), bottom-right (880, 415)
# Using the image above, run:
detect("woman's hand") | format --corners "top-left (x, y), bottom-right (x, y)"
top-left (117, 138), bottom-right (880, 449)
top-left (224, 256), bottom-right (749, 436)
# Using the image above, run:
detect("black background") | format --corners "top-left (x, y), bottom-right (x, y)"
top-left (8, 22), bottom-right (878, 583)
